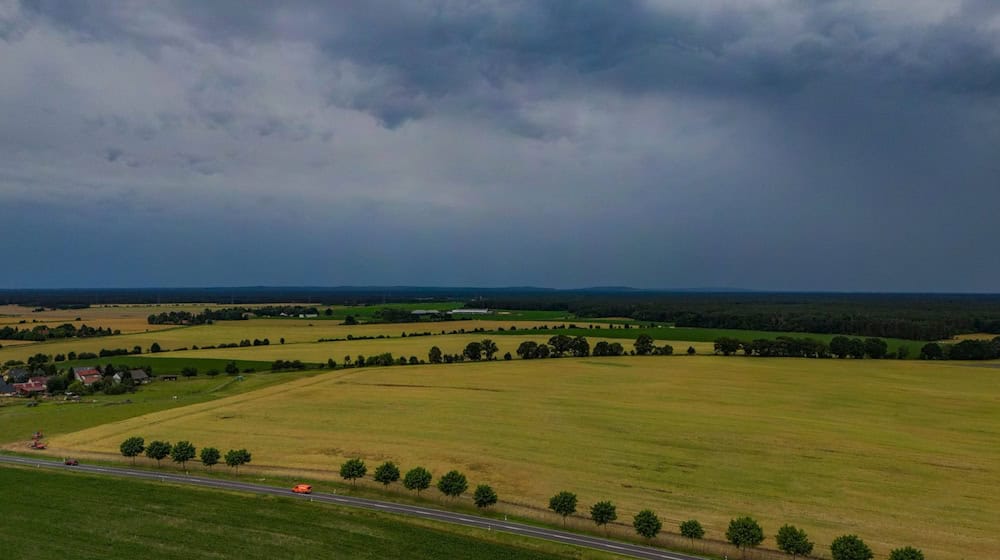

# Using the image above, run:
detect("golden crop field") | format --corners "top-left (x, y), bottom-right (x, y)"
top-left (0, 304), bottom-right (205, 333)
top-left (164, 335), bottom-right (712, 363)
top-left (49, 356), bottom-right (1000, 560)
top-left (0, 339), bottom-right (39, 347)
top-left (0, 316), bottom-right (679, 364)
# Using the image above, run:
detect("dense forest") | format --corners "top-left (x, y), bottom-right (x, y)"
top-left (475, 293), bottom-right (1000, 340)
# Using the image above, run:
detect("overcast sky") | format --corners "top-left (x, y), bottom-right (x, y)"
top-left (2, 1), bottom-right (998, 291)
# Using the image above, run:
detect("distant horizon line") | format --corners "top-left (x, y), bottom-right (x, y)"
top-left (1, 285), bottom-right (998, 296)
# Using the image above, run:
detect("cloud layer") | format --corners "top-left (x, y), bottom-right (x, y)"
top-left (2, 0), bottom-right (998, 290)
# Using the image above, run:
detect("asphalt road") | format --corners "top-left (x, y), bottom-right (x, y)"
top-left (0, 454), bottom-right (705, 560)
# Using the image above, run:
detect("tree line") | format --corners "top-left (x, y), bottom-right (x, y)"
top-left (420, 335), bottom-right (674, 364)
top-left (147, 308), bottom-right (249, 325)
top-left (119, 436), bottom-right (251, 472)
top-left (476, 293), bottom-right (1000, 341)
top-left (919, 337), bottom-right (1000, 360)
top-left (713, 336), bottom-right (905, 359)
top-left (147, 305), bottom-right (327, 325)
top-left (0, 323), bottom-right (118, 341)
top-left (711, 334), bottom-right (999, 361)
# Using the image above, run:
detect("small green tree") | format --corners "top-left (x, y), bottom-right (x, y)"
top-left (473, 484), bottom-right (497, 509)
top-left (200, 447), bottom-right (220, 469)
top-left (633, 509), bottom-right (662, 540)
top-left (463, 341), bottom-right (483, 361)
top-left (225, 448), bottom-right (251, 474)
top-left (119, 436), bottom-right (145, 466)
top-left (548, 491), bottom-right (577, 525)
top-left (181, 367), bottom-right (198, 377)
top-left (863, 337), bottom-right (888, 359)
top-left (225, 361), bottom-right (239, 374)
top-left (634, 334), bottom-right (655, 355)
top-left (403, 466), bottom-right (432, 494)
top-left (830, 535), bottom-right (874, 560)
top-left (145, 440), bottom-right (172, 467)
top-left (686, 346), bottom-right (696, 355)
top-left (727, 516), bottom-right (764, 558)
top-left (480, 339), bottom-right (498, 360)
top-left (170, 440), bottom-right (196, 469)
top-left (776, 524), bottom-right (813, 558)
top-left (680, 519), bottom-right (705, 544)
top-left (590, 501), bottom-right (617, 534)
top-left (340, 458), bottom-right (367, 486)
top-left (888, 546), bottom-right (924, 560)
top-left (437, 470), bottom-right (468, 498)
top-left (428, 346), bottom-right (443, 364)
top-left (373, 461), bottom-right (400, 487)
top-left (714, 337), bottom-right (742, 356)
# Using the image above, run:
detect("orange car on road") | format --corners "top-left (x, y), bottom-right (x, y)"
top-left (292, 484), bottom-right (312, 494)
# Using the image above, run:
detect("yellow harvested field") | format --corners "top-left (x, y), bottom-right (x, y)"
top-left (163, 335), bottom-right (710, 363)
top-left (942, 333), bottom-right (999, 342)
top-left (0, 304), bottom-right (190, 334)
top-left (0, 339), bottom-right (40, 347)
top-left (50, 356), bottom-right (1000, 560)
top-left (0, 318), bottom-right (616, 363)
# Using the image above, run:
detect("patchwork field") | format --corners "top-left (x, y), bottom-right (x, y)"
top-left (0, 318), bottom-right (563, 362)
top-left (47, 356), bottom-right (1000, 560)
top-left (0, 465), bottom-right (615, 560)
top-left (164, 334), bottom-right (713, 363)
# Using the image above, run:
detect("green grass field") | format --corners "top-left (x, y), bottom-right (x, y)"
top-left (47, 356), bottom-right (999, 560)
top-left (0, 465), bottom-right (616, 559)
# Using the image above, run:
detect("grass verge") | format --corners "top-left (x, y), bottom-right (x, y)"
top-left (0, 463), bottom-right (620, 559)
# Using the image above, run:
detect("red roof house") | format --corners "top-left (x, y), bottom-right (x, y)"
top-left (14, 379), bottom-right (46, 395)
top-left (73, 367), bottom-right (102, 386)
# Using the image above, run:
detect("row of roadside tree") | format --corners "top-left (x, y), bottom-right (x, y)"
top-left (119, 436), bottom-right (251, 472)
top-left (116, 440), bottom-right (924, 560)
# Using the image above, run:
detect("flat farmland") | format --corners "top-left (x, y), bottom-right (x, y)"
top-left (164, 334), bottom-right (712, 363)
top-left (0, 304), bottom-right (208, 333)
top-left (0, 318), bottom-right (561, 363)
top-left (0, 339), bottom-right (40, 347)
top-left (49, 357), bottom-right (1000, 559)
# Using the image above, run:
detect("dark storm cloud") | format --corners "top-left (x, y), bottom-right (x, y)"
top-left (2, 0), bottom-right (999, 290)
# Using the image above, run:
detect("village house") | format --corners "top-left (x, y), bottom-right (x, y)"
top-left (0, 379), bottom-right (16, 396)
top-left (72, 366), bottom-right (102, 386)
top-left (13, 376), bottom-right (47, 396)
top-left (113, 369), bottom-right (150, 384)
top-left (449, 308), bottom-right (491, 315)
top-left (4, 367), bottom-right (31, 383)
